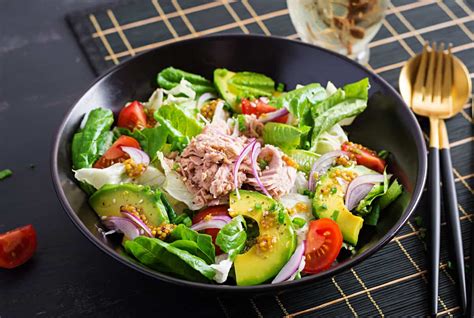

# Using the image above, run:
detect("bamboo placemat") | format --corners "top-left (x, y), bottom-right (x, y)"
top-left (67, 1), bottom-right (473, 316)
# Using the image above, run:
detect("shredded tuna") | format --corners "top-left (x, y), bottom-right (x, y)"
top-left (176, 121), bottom-right (252, 206)
top-left (248, 145), bottom-right (297, 198)
top-left (241, 114), bottom-right (264, 139)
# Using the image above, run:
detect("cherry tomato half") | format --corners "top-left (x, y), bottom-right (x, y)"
top-left (341, 141), bottom-right (386, 173)
top-left (240, 98), bottom-right (288, 123)
top-left (192, 205), bottom-right (230, 255)
top-left (0, 225), bottom-right (37, 269)
top-left (117, 101), bottom-right (148, 131)
top-left (94, 135), bottom-right (141, 169)
top-left (303, 218), bottom-right (343, 274)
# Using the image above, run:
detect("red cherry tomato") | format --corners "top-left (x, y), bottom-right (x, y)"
top-left (240, 98), bottom-right (288, 123)
top-left (303, 218), bottom-right (343, 274)
top-left (341, 142), bottom-right (386, 173)
top-left (0, 225), bottom-right (37, 269)
top-left (93, 135), bottom-right (141, 169)
top-left (192, 205), bottom-right (230, 255)
top-left (117, 101), bottom-right (148, 131)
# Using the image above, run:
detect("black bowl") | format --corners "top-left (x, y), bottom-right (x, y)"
top-left (52, 34), bottom-right (427, 293)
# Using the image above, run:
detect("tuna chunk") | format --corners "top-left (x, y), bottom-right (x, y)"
top-left (248, 145), bottom-right (297, 198)
top-left (241, 114), bottom-right (264, 139)
top-left (176, 121), bottom-right (252, 206)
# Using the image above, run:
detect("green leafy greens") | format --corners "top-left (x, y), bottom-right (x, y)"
top-left (215, 215), bottom-right (247, 260)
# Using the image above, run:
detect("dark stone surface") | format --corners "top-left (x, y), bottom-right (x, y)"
top-left (0, 1), bottom-right (223, 316)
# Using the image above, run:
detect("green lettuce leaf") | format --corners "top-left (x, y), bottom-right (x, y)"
top-left (270, 83), bottom-right (327, 127)
top-left (356, 170), bottom-right (389, 215)
top-left (157, 104), bottom-right (203, 138)
top-left (379, 179), bottom-right (403, 210)
top-left (262, 122), bottom-right (302, 150)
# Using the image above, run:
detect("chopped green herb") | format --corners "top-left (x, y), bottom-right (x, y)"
top-left (302, 189), bottom-right (315, 199)
top-left (0, 169), bottom-right (12, 180)
top-left (331, 210), bottom-right (340, 221)
top-left (254, 203), bottom-right (263, 212)
top-left (276, 82), bottom-right (285, 92)
top-left (320, 203), bottom-right (328, 210)
top-left (414, 215), bottom-right (423, 227)
top-left (292, 217), bottom-right (306, 229)
top-left (330, 187), bottom-right (338, 195)
top-left (277, 208), bottom-right (285, 224)
top-left (237, 115), bottom-right (246, 132)
top-left (172, 162), bottom-right (180, 171)
top-left (378, 150), bottom-right (389, 159)
top-left (258, 159), bottom-right (269, 170)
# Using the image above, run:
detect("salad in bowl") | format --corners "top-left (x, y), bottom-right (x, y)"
top-left (70, 67), bottom-right (402, 286)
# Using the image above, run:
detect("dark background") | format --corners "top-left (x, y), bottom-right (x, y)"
top-left (0, 0), bottom-right (223, 316)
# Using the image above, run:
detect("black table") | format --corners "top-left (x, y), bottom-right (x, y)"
top-left (0, 1), bottom-right (225, 316)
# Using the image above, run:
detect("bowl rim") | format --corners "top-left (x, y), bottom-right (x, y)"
top-left (51, 33), bottom-right (427, 293)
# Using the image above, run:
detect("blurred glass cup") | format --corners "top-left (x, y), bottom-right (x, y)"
top-left (287, 0), bottom-right (387, 64)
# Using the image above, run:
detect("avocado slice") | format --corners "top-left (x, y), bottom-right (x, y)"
top-left (214, 68), bottom-right (275, 112)
top-left (313, 171), bottom-right (364, 245)
top-left (214, 68), bottom-right (237, 109)
top-left (89, 184), bottom-right (169, 226)
top-left (229, 190), bottom-right (296, 286)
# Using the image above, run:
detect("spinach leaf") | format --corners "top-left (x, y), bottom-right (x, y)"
top-left (0, 169), bottom-right (12, 180)
top-left (157, 67), bottom-right (216, 95)
top-left (364, 202), bottom-right (381, 226)
top-left (72, 108), bottom-right (114, 169)
top-left (114, 126), bottom-right (168, 160)
top-left (216, 215), bottom-right (247, 260)
top-left (170, 224), bottom-right (215, 264)
top-left (270, 83), bottom-right (327, 127)
top-left (124, 236), bottom-right (215, 282)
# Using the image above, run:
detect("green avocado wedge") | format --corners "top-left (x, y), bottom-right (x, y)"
top-left (313, 171), bottom-right (364, 245)
top-left (229, 190), bottom-right (296, 286)
top-left (89, 184), bottom-right (169, 227)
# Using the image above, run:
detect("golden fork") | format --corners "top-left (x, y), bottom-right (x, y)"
top-left (410, 42), bottom-right (467, 315)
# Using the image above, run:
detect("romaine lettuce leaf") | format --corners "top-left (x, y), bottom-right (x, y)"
top-left (157, 104), bottom-right (203, 138)
top-left (157, 67), bottom-right (216, 95)
top-left (314, 124), bottom-right (348, 155)
top-left (356, 170), bottom-right (389, 215)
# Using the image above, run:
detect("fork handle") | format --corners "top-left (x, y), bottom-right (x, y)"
top-left (428, 118), bottom-right (441, 315)
top-left (439, 121), bottom-right (467, 314)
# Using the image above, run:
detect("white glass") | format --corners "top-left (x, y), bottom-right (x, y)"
top-left (287, 0), bottom-right (387, 64)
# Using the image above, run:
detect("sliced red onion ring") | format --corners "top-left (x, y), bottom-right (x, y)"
top-left (259, 108), bottom-right (289, 123)
top-left (197, 92), bottom-right (217, 109)
top-left (190, 215), bottom-right (232, 231)
top-left (233, 139), bottom-right (256, 199)
top-left (345, 174), bottom-right (385, 211)
top-left (121, 211), bottom-right (153, 237)
top-left (102, 216), bottom-right (140, 240)
top-left (251, 142), bottom-right (271, 197)
top-left (308, 150), bottom-right (350, 191)
top-left (272, 240), bottom-right (306, 284)
top-left (121, 146), bottom-right (150, 166)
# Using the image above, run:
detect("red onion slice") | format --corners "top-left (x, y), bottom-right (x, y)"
top-left (121, 211), bottom-right (153, 237)
top-left (102, 216), bottom-right (140, 240)
top-left (190, 215), bottom-right (232, 231)
top-left (233, 139), bottom-right (256, 199)
top-left (259, 108), bottom-right (289, 123)
top-left (197, 92), bottom-right (217, 109)
top-left (308, 150), bottom-right (350, 191)
top-left (251, 142), bottom-right (271, 197)
top-left (272, 240), bottom-right (306, 284)
top-left (121, 146), bottom-right (150, 166)
top-left (344, 174), bottom-right (385, 211)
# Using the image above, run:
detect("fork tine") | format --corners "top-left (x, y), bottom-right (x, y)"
top-left (424, 42), bottom-right (437, 104)
top-left (412, 43), bottom-right (429, 107)
top-left (432, 42), bottom-right (444, 106)
top-left (442, 44), bottom-right (453, 113)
